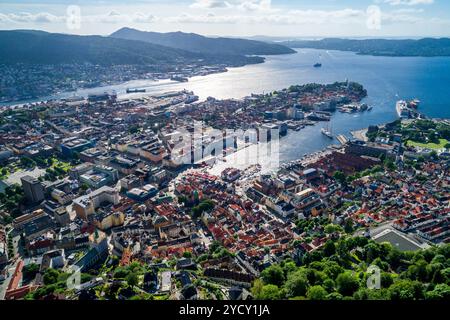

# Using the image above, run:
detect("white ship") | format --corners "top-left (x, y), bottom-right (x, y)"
top-left (321, 122), bottom-right (333, 139)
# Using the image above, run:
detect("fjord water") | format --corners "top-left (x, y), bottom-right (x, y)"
top-left (174, 48), bottom-right (450, 172)
top-left (135, 48), bottom-right (450, 119)
top-left (35, 48), bottom-right (450, 122)
top-left (9, 49), bottom-right (450, 171)
top-left (142, 48), bottom-right (450, 171)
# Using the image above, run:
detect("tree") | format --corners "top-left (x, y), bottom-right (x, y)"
top-left (281, 260), bottom-right (297, 276)
top-left (126, 272), bottom-right (139, 288)
top-left (307, 285), bottom-right (328, 300)
top-left (323, 240), bottom-right (336, 257)
top-left (386, 248), bottom-right (403, 270)
top-left (23, 263), bottom-right (40, 281)
top-left (20, 156), bottom-right (36, 168)
top-left (191, 199), bottom-right (215, 219)
top-left (322, 279), bottom-right (335, 293)
top-left (326, 292), bottom-right (344, 300)
top-left (353, 288), bottom-right (390, 300)
top-left (209, 241), bottom-right (222, 254)
top-left (324, 224), bottom-right (342, 235)
top-left (343, 219), bottom-right (354, 234)
top-left (323, 261), bottom-right (344, 280)
top-left (113, 267), bottom-right (130, 279)
top-left (251, 279), bottom-right (264, 298)
top-left (425, 284), bottom-right (450, 300)
top-left (336, 272), bottom-right (360, 296)
top-left (261, 264), bottom-right (285, 287)
top-left (389, 280), bottom-right (424, 300)
top-left (384, 159), bottom-right (396, 171)
top-left (333, 171), bottom-right (346, 184)
top-left (406, 259), bottom-right (428, 282)
top-left (43, 268), bottom-right (60, 285)
top-left (380, 273), bottom-right (394, 289)
top-left (284, 271), bottom-right (309, 297)
top-left (258, 285), bottom-right (281, 300)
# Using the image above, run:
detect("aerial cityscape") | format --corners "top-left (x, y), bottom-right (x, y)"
top-left (0, 0), bottom-right (449, 305)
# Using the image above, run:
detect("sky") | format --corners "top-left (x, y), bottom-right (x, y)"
top-left (1, 0), bottom-right (450, 38)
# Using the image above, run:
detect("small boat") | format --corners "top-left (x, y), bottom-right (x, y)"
top-left (314, 63), bottom-right (322, 68)
top-left (408, 99), bottom-right (420, 109)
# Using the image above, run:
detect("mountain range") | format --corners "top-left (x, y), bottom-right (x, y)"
top-left (0, 29), bottom-right (200, 65)
top-left (110, 27), bottom-right (296, 56)
top-left (0, 29), bottom-right (294, 67)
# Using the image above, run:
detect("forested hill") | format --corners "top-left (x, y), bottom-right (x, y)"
top-left (280, 38), bottom-right (450, 57)
top-left (110, 27), bottom-right (296, 56)
top-left (0, 30), bottom-right (263, 66)
top-left (252, 235), bottom-right (450, 300)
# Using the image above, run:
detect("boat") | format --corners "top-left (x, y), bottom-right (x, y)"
top-left (321, 123), bottom-right (333, 139)
top-left (170, 75), bottom-right (189, 82)
top-left (126, 88), bottom-right (146, 93)
top-left (307, 112), bottom-right (330, 121)
top-left (408, 99), bottom-right (420, 109)
top-left (321, 128), bottom-right (333, 139)
top-left (313, 63), bottom-right (322, 68)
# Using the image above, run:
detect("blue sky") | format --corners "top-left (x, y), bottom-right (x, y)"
top-left (1, 0), bottom-right (449, 37)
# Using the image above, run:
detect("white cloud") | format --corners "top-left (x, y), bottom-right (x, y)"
top-left (0, 12), bottom-right (63, 23)
top-left (191, 0), bottom-right (276, 12)
top-left (190, 0), bottom-right (231, 9)
top-left (167, 8), bottom-right (364, 25)
top-left (92, 11), bottom-right (158, 24)
top-left (392, 8), bottom-right (425, 13)
top-left (237, 0), bottom-right (276, 13)
top-left (0, 11), bottom-right (158, 25)
top-left (382, 0), bottom-right (433, 6)
top-left (167, 12), bottom-right (239, 24)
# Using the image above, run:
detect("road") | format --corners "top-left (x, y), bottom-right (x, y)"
top-left (354, 221), bottom-right (394, 238)
top-left (0, 261), bottom-right (17, 299)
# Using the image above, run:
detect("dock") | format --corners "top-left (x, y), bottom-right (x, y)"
top-left (336, 134), bottom-right (348, 145)
top-left (351, 129), bottom-right (368, 142)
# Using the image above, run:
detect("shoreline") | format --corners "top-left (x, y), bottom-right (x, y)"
top-left (0, 68), bottom-right (231, 108)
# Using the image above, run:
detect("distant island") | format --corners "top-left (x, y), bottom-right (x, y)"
top-left (280, 38), bottom-right (450, 57)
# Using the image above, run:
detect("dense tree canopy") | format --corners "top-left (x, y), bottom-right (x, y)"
top-left (252, 237), bottom-right (450, 300)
